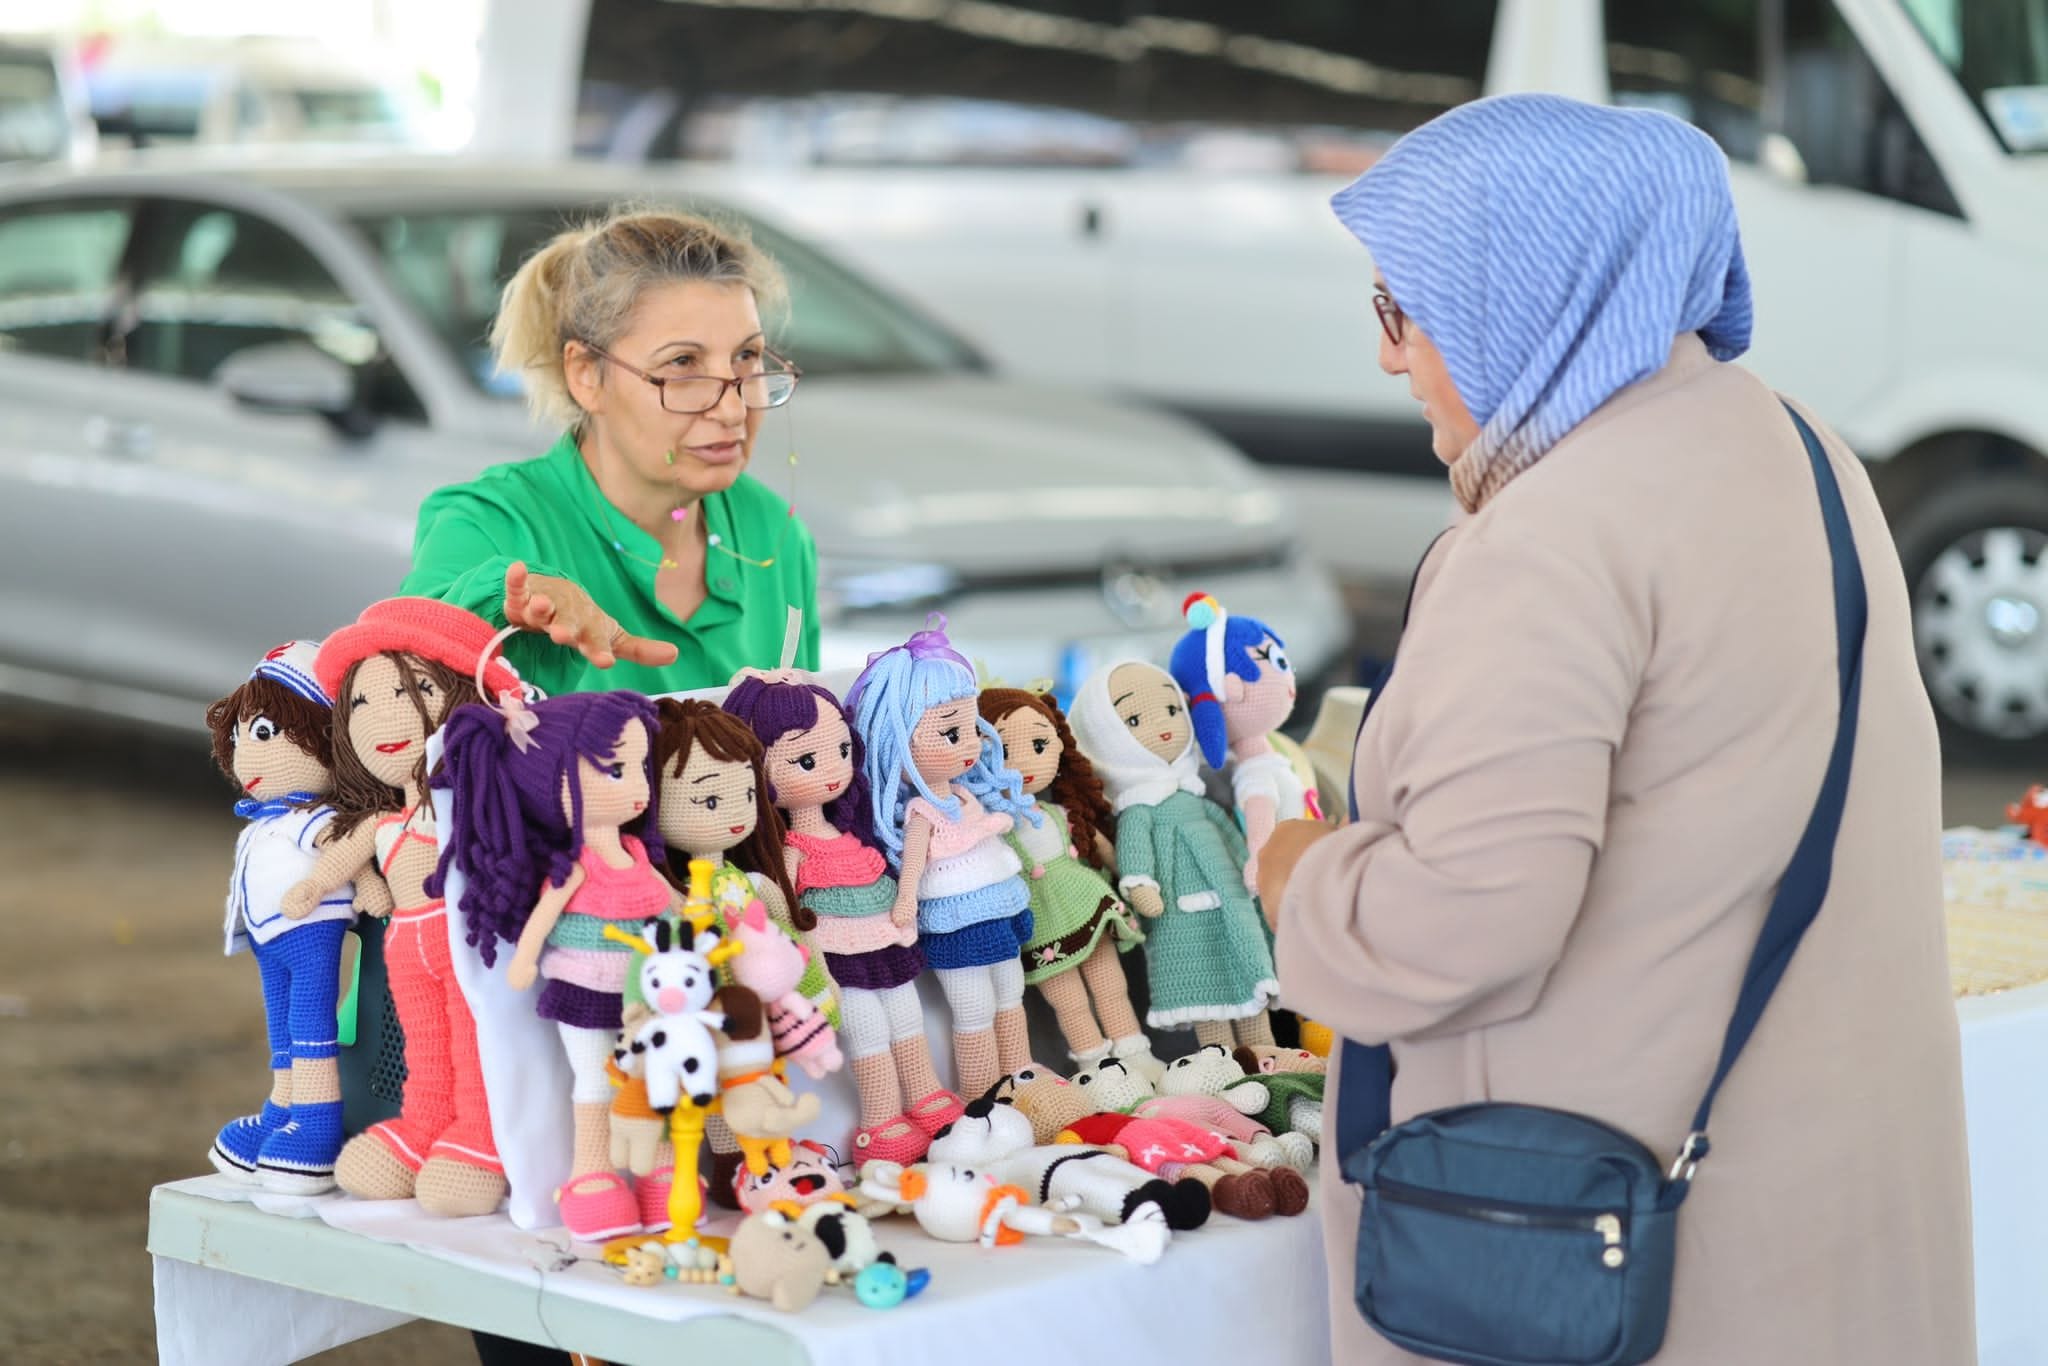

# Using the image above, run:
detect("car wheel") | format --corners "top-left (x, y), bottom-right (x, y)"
top-left (1896, 472), bottom-right (2048, 759)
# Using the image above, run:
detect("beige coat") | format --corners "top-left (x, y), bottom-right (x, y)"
top-left (1277, 337), bottom-right (1974, 1364)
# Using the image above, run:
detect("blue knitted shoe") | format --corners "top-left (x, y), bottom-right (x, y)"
top-left (257, 1100), bottom-right (343, 1195)
top-left (209, 1100), bottom-right (289, 1179)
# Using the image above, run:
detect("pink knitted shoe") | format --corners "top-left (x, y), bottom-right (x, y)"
top-left (905, 1089), bottom-right (967, 1138)
top-left (557, 1172), bottom-right (641, 1243)
top-left (637, 1166), bottom-right (674, 1234)
top-left (852, 1116), bottom-right (930, 1166)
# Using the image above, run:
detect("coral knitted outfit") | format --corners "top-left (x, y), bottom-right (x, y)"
top-left (357, 809), bottom-right (502, 1178)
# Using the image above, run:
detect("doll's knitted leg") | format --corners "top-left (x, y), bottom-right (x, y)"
top-left (1079, 938), bottom-right (1144, 1042)
top-left (1178, 1161), bottom-right (1274, 1221)
top-left (212, 937), bottom-right (295, 1176)
top-left (1192, 1020), bottom-right (1235, 1049)
top-left (422, 925), bottom-right (500, 1171)
top-left (559, 1025), bottom-right (616, 1177)
top-left (353, 911), bottom-right (456, 1177)
top-left (1036, 968), bottom-right (1109, 1062)
top-left (1233, 1010), bottom-right (1276, 1047)
top-left (991, 956), bottom-right (1031, 1075)
top-left (257, 923), bottom-right (348, 1193)
top-left (840, 988), bottom-right (904, 1127)
top-left (935, 966), bottom-right (1000, 1100)
top-left (881, 982), bottom-right (960, 1139)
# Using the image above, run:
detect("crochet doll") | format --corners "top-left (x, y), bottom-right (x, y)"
top-left (1169, 593), bottom-right (1321, 892)
top-left (724, 675), bottom-right (963, 1166)
top-left (1068, 659), bottom-right (1280, 1050)
top-left (205, 640), bottom-right (358, 1193)
top-left (432, 687), bottom-right (678, 1242)
top-left (848, 620), bottom-right (1039, 1100)
top-left (283, 598), bottom-right (516, 1216)
top-left (652, 698), bottom-right (839, 1205)
top-left (977, 687), bottom-right (1156, 1080)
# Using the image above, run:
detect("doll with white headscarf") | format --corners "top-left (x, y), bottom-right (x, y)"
top-left (1069, 659), bottom-right (1278, 1049)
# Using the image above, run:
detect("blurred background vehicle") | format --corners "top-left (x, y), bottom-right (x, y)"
top-left (554, 0), bottom-right (2048, 757)
top-left (83, 35), bottom-right (442, 150)
top-left (0, 35), bottom-right (96, 165)
top-left (0, 157), bottom-right (1344, 733)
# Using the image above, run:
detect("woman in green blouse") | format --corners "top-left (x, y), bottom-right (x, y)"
top-left (401, 206), bottom-right (819, 696)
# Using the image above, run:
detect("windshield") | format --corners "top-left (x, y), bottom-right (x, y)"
top-left (0, 51), bottom-right (68, 162)
top-left (1902, 0), bottom-right (2048, 151)
top-left (351, 203), bottom-right (984, 396)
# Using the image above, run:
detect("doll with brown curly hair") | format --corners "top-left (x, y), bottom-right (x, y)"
top-left (979, 688), bottom-right (1156, 1081)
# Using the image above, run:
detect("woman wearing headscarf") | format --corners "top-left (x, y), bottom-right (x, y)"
top-left (1258, 94), bottom-right (1973, 1363)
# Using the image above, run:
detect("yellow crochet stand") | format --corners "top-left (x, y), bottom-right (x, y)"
top-left (601, 1095), bottom-right (726, 1265)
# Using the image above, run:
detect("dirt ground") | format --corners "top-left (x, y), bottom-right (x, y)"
top-left (0, 699), bottom-right (2029, 1364)
top-left (0, 710), bottom-right (471, 1365)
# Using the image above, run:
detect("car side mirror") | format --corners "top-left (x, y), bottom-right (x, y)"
top-left (216, 341), bottom-right (357, 418)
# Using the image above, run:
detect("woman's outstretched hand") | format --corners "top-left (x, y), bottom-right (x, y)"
top-left (503, 561), bottom-right (679, 671)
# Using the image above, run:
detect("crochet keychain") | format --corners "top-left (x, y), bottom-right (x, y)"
top-left (724, 675), bottom-right (965, 1167)
top-left (650, 699), bottom-right (839, 1206)
top-left (978, 687), bottom-right (1158, 1080)
top-left (204, 640), bottom-right (360, 1193)
top-left (848, 618), bottom-right (1042, 1101)
top-left (281, 599), bottom-right (519, 1216)
top-left (430, 680), bottom-right (681, 1243)
top-left (1068, 659), bottom-right (1282, 1051)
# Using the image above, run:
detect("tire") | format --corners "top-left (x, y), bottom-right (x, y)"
top-left (1894, 471), bottom-right (2048, 761)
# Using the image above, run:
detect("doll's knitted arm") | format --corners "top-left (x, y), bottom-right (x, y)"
top-left (508, 863), bottom-right (585, 990)
top-left (1091, 829), bottom-right (1120, 880)
top-left (352, 868), bottom-right (395, 919)
top-left (282, 821), bottom-right (378, 920)
top-left (1113, 808), bottom-right (1163, 917)
top-left (890, 813), bottom-right (934, 939)
top-left (1199, 796), bottom-right (1252, 866)
top-left (1240, 792), bottom-right (1279, 892)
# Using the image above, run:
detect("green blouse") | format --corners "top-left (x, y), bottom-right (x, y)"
top-left (399, 432), bottom-right (820, 698)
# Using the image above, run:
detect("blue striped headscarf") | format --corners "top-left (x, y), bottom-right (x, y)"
top-left (1332, 93), bottom-right (1754, 511)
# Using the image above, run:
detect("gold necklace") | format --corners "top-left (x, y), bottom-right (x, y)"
top-left (594, 443), bottom-right (801, 574)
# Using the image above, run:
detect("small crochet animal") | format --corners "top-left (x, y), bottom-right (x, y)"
top-left (857, 1160), bottom-right (1171, 1263)
top-left (1234, 1044), bottom-right (1327, 1076)
top-left (734, 1140), bottom-right (849, 1215)
top-left (927, 1093), bottom-right (1211, 1231)
top-left (724, 896), bottom-right (843, 1081)
top-left (729, 1209), bottom-right (834, 1312)
top-left (790, 1200), bottom-right (884, 1285)
top-left (1066, 1061), bottom-right (1309, 1218)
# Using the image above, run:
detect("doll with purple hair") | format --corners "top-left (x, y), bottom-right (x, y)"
top-left (724, 675), bottom-right (962, 1165)
top-left (848, 619), bottom-right (1042, 1101)
top-left (430, 688), bottom-right (681, 1243)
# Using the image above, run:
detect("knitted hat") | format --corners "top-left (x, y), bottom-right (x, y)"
top-left (251, 640), bottom-right (330, 709)
top-left (315, 598), bottom-right (528, 702)
top-left (1180, 593), bottom-right (1228, 708)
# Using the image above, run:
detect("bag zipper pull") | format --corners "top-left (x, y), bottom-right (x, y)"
top-left (1596, 1213), bottom-right (1625, 1268)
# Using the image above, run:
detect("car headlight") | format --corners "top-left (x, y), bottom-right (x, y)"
top-left (817, 559), bottom-right (961, 621)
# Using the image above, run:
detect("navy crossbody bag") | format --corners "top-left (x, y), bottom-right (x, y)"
top-left (1333, 404), bottom-right (1864, 1366)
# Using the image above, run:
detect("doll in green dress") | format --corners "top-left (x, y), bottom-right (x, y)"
top-left (1068, 660), bottom-right (1279, 1050)
top-left (980, 687), bottom-right (1158, 1081)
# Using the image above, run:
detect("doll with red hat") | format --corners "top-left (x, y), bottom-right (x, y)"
top-left (282, 597), bottom-right (528, 1216)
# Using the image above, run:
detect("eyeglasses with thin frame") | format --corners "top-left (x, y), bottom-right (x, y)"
top-left (1373, 290), bottom-right (1407, 347)
top-left (580, 342), bottom-right (802, 414)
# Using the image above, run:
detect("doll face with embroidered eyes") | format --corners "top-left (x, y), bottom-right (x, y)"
top-left (659, 745), bottom-right (758, 854)
top-left (565, 721), bottom-right (652, 830)
top-left (991, 708), bottom-right (1061, 796)
top-left (910, 699), bottom-right (981, 787)
top-left (347, 654), bottom-right (452, 788)
top-left (1107, 662), bottom-right (1191, 764)
top-left (1224, 635), bottom-right (1298, 744)
top-left (231, 715), bottom-right (333, 801)
top-left (765, 709), bottom-right (855, 811)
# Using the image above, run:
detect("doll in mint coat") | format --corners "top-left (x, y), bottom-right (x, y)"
top-left (1069, 659), bottom-right (1278, 1048)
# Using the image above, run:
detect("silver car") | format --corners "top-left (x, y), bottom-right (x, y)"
top-left (0, 157), bottom-right (1346, 729)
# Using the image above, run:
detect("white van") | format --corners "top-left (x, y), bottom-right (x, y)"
top-left (561, 0), bottom-right (2048, 753)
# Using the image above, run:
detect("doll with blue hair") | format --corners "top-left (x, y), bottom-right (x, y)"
top-left (848, 617), bottom-right (1041, 1100)
top-left (430, 685), bottom-right (684, 1243)
top-left (1168, 593), bottom-right (1322, 894)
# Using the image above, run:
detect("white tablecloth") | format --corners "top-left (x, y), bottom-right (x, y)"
top-left (1957, 979), bottom-right (2048, 1366)
top-left (150, 1173), bottom-right (1331, 1366)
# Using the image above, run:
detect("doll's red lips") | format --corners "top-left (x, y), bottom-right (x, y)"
top-left (729, 825), bottom-right (745, 835)
top-left (1159, 732), bottom-right (1173, 741)
top-left (375, 740), bottom-right (411, 754)
top-left (243, 776), bottom-right (262, 791)
top-left (826, 781), bottom-right (840, 792)
top-left (633, 801), bottom-right (646, 812)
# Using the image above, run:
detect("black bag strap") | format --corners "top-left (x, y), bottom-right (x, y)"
top-left (1336, 403), bottom-right (1867, 1195)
